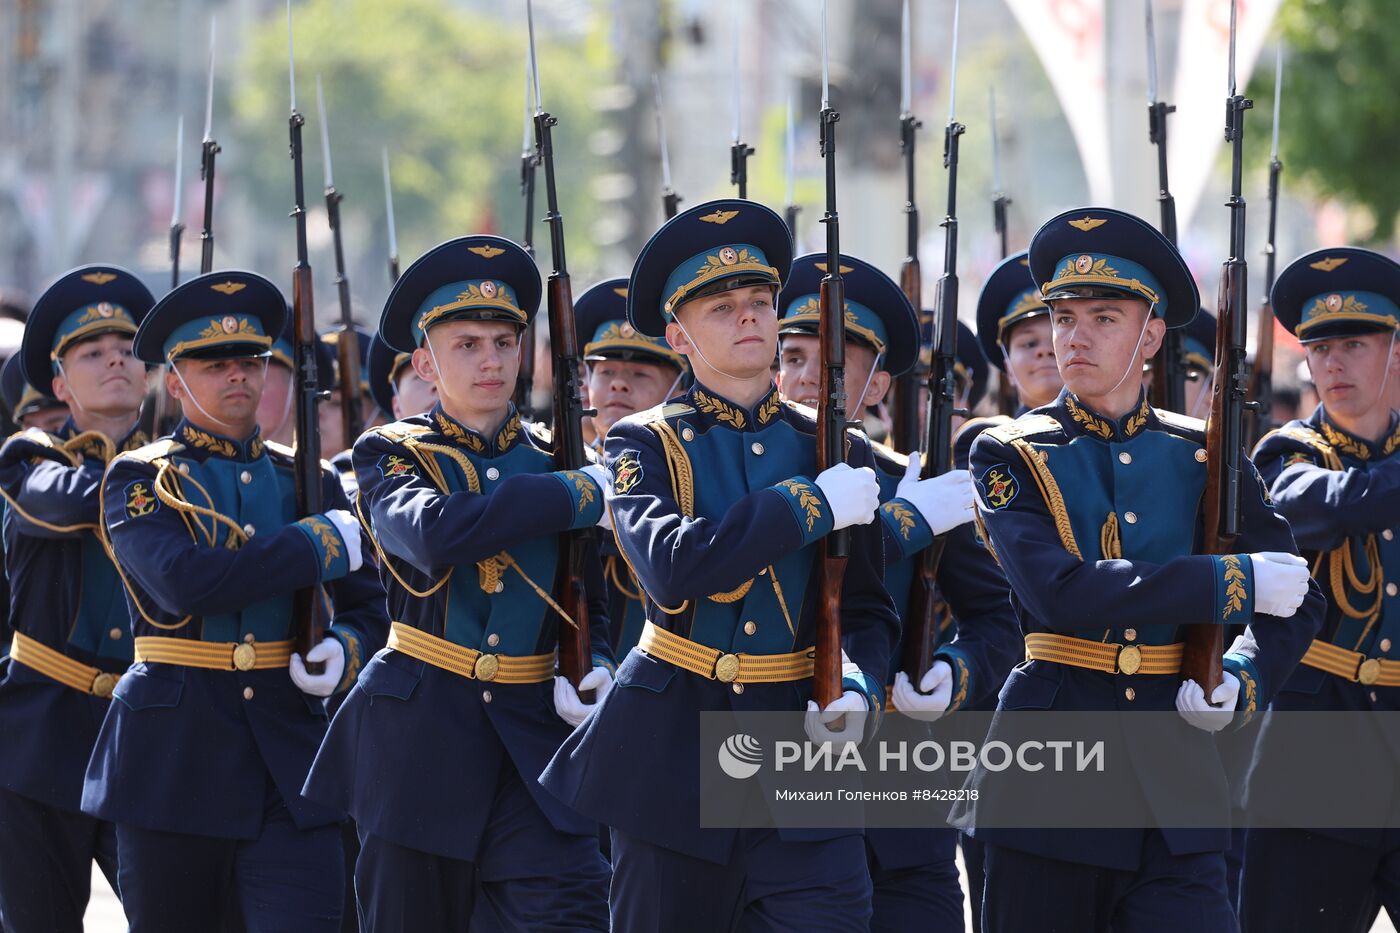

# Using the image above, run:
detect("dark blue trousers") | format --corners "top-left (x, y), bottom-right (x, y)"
top-left (1240, 829), bottom-right (1400, 933)
top-left (961, 831), bottom-right (986, 933)
top-left (0, 787), bottom-right (117, 933)
top-left (866, 830), bottom-right (964, 932)
top-left (610, 827), bottom-right (872, 932)
top-left (116, 789), bottom-right (342, 933)
top-left (982, 831), bottom-right (1237, 933)
top-left (354, 758), bottom-right (608, 933)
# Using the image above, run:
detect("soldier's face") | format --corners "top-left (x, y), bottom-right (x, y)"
top-left (20, 404), bottom-right (70, 434)
top-left (52, 332), bottom-right (147, 418)
top-left (776, 333), bottom-right (888, 421)
top-left (1003, 316), bottom-right (1062, 408)
top-left (168, 356), bottom-right (267, 432)
top-left (1305, 331), bottom-right (1400, 420)
top-left (586, 358), bottom-right (679, 435)
top-left (391, 365), bottom-right (438, 420)
top-left (1050, 299), bottom-right (1162, 400)
top-left (667, 286), bottom-right (778, 382)
top-left (255, 363), bottom-right (293, 439)
top-left (413, 319), bottom-right (521, 420)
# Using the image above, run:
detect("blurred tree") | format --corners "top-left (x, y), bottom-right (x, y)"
top-left (231, 0), bottom-right (610, 295)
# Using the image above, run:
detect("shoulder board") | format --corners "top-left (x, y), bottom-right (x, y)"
top-left (1153, 408), bottom-right (1207, 435)
top-left (1258, 424), bottom-right (1330, 453)
top-left (986, 414), bottom-right (1062, 443)
top-left (870, 440), bottom-right (909, 469)
top-left (955, 415), bottom-right (1012, 445)
top-left (120, 438), bottom-right (185, 465)
top-left (782, 399), bottom-right (817, 420)
top-left (367, 422), bottom-right (434, 445)
top-left (527, 420), bottom-right (553, 445)
top-left (625, 401), bottom-right (695, 427)
top-left (1, 427), bottom-right (67, 457)
top-left (264, 440), bottom-right (296, 460)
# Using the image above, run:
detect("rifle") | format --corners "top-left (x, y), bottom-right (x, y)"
top-left (783, 93), bottom-right (800, 240)
top-left (516, 60), bottom-right (539, 419)
top-left (729, 3), bottom-right (753, 199)
top-left (527, 0), bottom-right (595, 695)
top-left (382, 148), bottom-right (400, 284)
top-left (989, 88), bottom-right (1018, 416)
top-left (200, 16), bottom-right (220, 276)
top-left (169, 116), bottom-right (184, 290)
top-left (654, 76), bottom-right (682, 221)
top-left (890, 0), bottom-right (923, 455)
top-left (813, 0), bottom-right (848, 710)
top-left (1145, 0), bottom-right (1187, 413)
top-left (901, 0), bottom-right (964, 685)
top-left (287, 2), bottom-right (326, 670)
top-left (1245, 46), bottom-right (1283, 450)
top-left (1184, 0), bottom-right (1253, 696)
top-left (317, 76), bottom-right (363, 448)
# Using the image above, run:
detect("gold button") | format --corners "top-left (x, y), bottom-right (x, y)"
top-left (743, 621), bottom-right (757, 636)
top-left (1124, 687), bottom-right (1136, 701)
top-left (732, 683), bottom-right (745, 695)
top-left (486, 467), bottom-right (500, 481)
top-left (179, 463), bottom-right (190, 474)
top-left (482, 690), bottom-right (493, 703)
top-left (91, 673), bottom-right (118, 699)
top-left (486, 633), bottom-right (500, 647)
top-left (1118, 452), bottom-right (1132, 465)
top-left (474, 654), bottom-right (500, 682)
top-left (494, 581), bottom-right (505, 594)
top-left (1388, 583), bottom-right (1398, 598)
top-left (243, 687), bottom-right (254, 701)
top-left (232, 643), bottom-right (256, 671)
top-left (751, 442), bottom-right (765, 456)
top-left (1359, 658), bottom-right (1382, 685)
top-left (1123, 628), bottom-right (1137, 642)
top-left (1386, 530), bottom-right (1395, 542)
top-left (109, 627), bottom-right (124, 640)
top-left (1194, 449), bottom-right (1207, 463)
top-left (243, 633), bottom-right (255, 644)
top-left (1382, 639), bottom-right (1393, 652)
top-left (1118, 645), bottom-right (1142, 675)
top-left (240, 470), bottom-right (252, 485)
top-left (242, 523), bottom-right (256, 537)
top-left (714, 653), bottom-right (741, 683)
top-left (1124, 512), bottom-right (1138, 525)
top-left (682, 428), bottom-right (695, 442)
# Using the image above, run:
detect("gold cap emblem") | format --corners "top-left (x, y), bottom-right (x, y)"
top-left (1068, 216), bottom-right (1108, 232)
top-left (468, 245), bottom-right (506, 259)
top-left (211, 281), bottom-right (247, 296)
top-left (81, 272), bottom-right (117, 285)
top-left (612, 287), bottom-right (628, 298)
top-left (1075, 254), bottom-right (1094, 274)
top-left (1310, 257), bottom-right (1349, 272)
top-left (221, 316), bottom-right (239, 334)
top-left (96, 302), bottom-right (115, 318)
top-left (699, 210), bottom-right (740, 225)
top-left (479, 280), bottom-right (499, 299)
top-left (718, 246), bottom-right (739, 265)
top-left (1326, 293), bottom-right (1344, 312)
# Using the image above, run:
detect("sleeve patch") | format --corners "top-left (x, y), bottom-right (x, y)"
top-left (978, 464), bottom-right (1018, 510)
top-left (378, 453), bottom-right (416, 478)
top-left (124, 481), bottom-right (159, 518)
top-left (614, 450), bottom-right (643, 494)
top-left (1282, 451), bottom-right (1314, 468)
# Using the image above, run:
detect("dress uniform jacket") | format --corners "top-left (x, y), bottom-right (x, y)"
top-left (542, 382), bottom-right (901, 863)
top-left (0, 420), bottom-right (146, 810)
top-left (965, 389), bottom-right (1324, 870)
top-left (81, 419), bottom-right (387, 839)
top-left (303, 404), bottom-right (616, 862)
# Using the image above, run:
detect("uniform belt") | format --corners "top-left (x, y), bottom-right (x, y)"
top-left (386, 622), bottom-right (554, 684)
top-left (638, 621), bottom-right (815, 684)
top-left (1024, 633), bottom-right (1184, 676)
top-left (9, 632), bottom-right (121, 698)
top-left (1301, 639), bottom-right (1400, 687)
top-left (133, 636), bottom-right (293, 671)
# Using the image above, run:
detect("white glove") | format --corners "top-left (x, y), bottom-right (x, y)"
top-left (553, 666), bottom-right (614, 728)
top-left (289, 637), bottom-right (347, 697)
top-left (892, 660), bottom-right (954, 721)
top-left (580, 464), bottom-right (614, 529)
top-left (1249, 551), bottom-right (1309, 618)
top-left (813, 464), bottom-right (880, 530)
top-left (324, 509), bottom-right (364, 573)
top-left (804, 690), bottom-right (869, 745)
top-left (1175, 673), bottom-right (1240, 733)
top-left (896, 454), bottom-right (976, 537)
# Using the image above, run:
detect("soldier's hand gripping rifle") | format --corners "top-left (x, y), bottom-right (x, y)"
top-left (890, 0), bottom-right (924, 456)
top-left (1245, 47), bottom-right (1284, 451)
top-left (516, 60), bottom-right (539, 421)
top-left (317, 76), bottom-right (363, 449)
top-left (1183, 0), bottom-right (1253, 696)
top-left (813, 0), bottom-right (848, 711)
top-left (1146, 0), bottom-right (1187, 413)
top-left (287, 3), bottom-right (326, 672)
top-left (527, 1), bottom-right (595, 696)
top-left (901, 0), bottom-right (965, 686)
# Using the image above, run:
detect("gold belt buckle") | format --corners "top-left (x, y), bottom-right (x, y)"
top-left (474, 654), bottom-right (500, 682)
top-left (714, 653), bottom-right (741, 683)
top-left (232, 643), bottom-right (257, 671)
top-left (1358, 658), bottom-right (1382, 685)
top-left (1117, 644), bottom-right (1143, 676)
top-left (91, 672), bottom-right (118, 699)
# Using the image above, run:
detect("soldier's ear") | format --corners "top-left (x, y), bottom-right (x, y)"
top-left (411, 345), bottom-right (437, 384)
top-left (1141, 314), bottom-right (1167, 360)
top-left (164, 367), bottom-right (184, 401)
top-left (665, 319), bottom-right (692, 356)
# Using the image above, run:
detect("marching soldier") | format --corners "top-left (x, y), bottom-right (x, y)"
top-left (303, 236), bottom-right (616, 931)
top-left (1, 353), bottom-right (68, 434)
top-left (1243, 247), bottom-right (1400, 931)
top-left (976, 251), bottom-right (1062, 414)
top-left (84, 270), bottom-right (387, 932)
top-left (365, 334), bottom-right (436, 424)
top-left (542, 199), bottom-right (899, 929)
top-left (0, 266), bottom-right (152, 932)
top-left (966, 208), bottom-right (1323, 931)
top-left (574, 277), bottom-right (687, 656)
top-left (775, 251), bottom-right (1022, 930)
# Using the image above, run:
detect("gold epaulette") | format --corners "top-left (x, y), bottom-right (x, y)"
top-left (870, 440), bottom-right (910, 469)
top-left (986, 414), bottom-right (1061, 443)
top-left (527, 420), bottom-right (553, 445)
top-left (1153, 408), bottom-right (1207, 435)
top-left (368, 422), bottom-right (434, 445)
top-left (264, 439), bottom-right (295, 459)
top-left (782, 399), bottom-right (817, 420)
top-left (625, 401), bottom-right (695, 427)
top-left (0, 428), bottom-right (74, 466)
top-left (1259, 424), bottom-right (1329, 454)
top-left (121, 438), bottom-right (185, 465)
